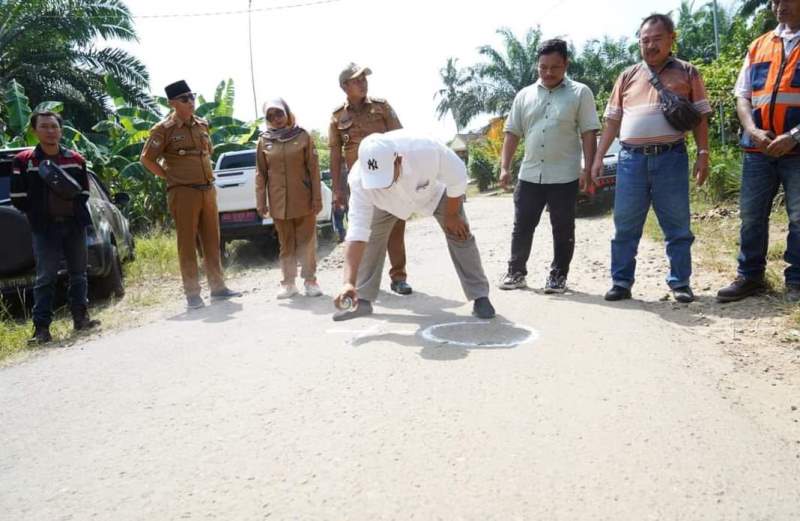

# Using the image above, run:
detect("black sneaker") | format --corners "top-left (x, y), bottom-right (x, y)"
top-left (604, 285), bottom-right (632, 301)
top-left (333, 299), bottom-right (373, 321)
top-left (472, 297), bottom-right (496, 319)
top-left (716, 276), bottom-right (766, 303)
top-left (544, 274), bottom-right (567, 294)
top-left (210, 287), bottom-right (242, 300)
top-left (28, 324), bottom-right (52, 345)
top-left (390, 280), bottom-right (413, 295)
top-left (499, 272), bottom-right (526, 290)
top-left (186, 295), bottom-right (205, 309)
top-left (786, 284), bottom-right (800, 304)
top-left (672, 286), bottom-right (695, 303)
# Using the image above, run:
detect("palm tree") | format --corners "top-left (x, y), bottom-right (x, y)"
top-left (740, 0), bottom-right (769, 17)
top-left (0, 0), bottom-right (153, 129)
top-left (434, 58), bottom-right (482, 131)
top-left (570, 36), bottom-right (636, 99)
top-left (674, 0), bottom-right (733, 63)
top-left (471, 27), bottom-right (542, 117)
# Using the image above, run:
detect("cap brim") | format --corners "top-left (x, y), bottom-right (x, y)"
top-left (348, 67), bottom-right (372, 81)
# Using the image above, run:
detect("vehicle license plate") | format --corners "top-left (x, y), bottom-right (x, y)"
top-left (221, 210), bottom-right (258, 223)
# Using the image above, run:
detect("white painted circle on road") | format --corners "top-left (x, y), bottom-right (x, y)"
top-left (420, 321), bottom-right (539, 348)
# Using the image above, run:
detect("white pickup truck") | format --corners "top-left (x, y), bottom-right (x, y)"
top-left (214, 149), bottom-right (333, 252)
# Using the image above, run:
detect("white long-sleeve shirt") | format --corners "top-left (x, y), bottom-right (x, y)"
top-left (346, 130), bottom-right (468, 243)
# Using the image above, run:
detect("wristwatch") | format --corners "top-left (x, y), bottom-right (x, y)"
top-left (790, 126), bottom-right (800, 144)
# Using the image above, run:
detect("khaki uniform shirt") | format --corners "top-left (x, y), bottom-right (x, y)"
top-left (328, 96), bottom-right (402, 169)
top-left (255, 129), bottom-right (321, 221)
top-left (141, 113), bottom-right (215, 188)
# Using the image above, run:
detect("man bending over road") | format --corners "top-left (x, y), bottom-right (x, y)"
top-left (333, 130), bottom-right (496, 321)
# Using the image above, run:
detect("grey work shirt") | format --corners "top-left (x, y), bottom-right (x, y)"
top-left (504, 77), bottom-right (600, 184)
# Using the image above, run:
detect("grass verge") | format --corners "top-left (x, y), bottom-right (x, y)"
top-left (0, 230), bottom-right (181, 363)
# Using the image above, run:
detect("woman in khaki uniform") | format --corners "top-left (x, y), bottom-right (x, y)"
top-left (256, 98), bottom-right (323, 299)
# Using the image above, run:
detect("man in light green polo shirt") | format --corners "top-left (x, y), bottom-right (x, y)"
top-left (498, 38), bottom-right (601, 293)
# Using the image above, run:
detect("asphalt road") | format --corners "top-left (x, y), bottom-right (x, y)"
top-left (2, 195), bottom-right (799, 520)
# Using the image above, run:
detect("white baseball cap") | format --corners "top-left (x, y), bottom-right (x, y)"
top-left (357, 134), bottom-right (396, 190)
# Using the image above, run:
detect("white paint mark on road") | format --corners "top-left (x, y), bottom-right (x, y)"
top-left (421, 321), bottom-right (539, 348)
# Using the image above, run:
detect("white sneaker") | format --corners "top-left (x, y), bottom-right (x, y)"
top-left (304, 281), bottom-right (323, 297)
top-left (277, 284), bottom-right (299, 299)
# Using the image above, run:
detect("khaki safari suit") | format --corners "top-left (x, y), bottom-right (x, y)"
top-left (141, 113), bottom-right (225, 297)
top-left (255, 129), bottom-right (322, 284)
top-left (329, 96), bottom-right (408, 282)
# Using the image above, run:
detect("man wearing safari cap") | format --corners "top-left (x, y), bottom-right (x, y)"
top-left (333, 129), bottom-right (495, 321)
top-left (141, 80), bottom-right (240, 310)
top-left (329, 63), bottom-right (413, 296)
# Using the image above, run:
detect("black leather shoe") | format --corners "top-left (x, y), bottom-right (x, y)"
top-left (210, 287), bottom-right (242, 300)
top-left (333, 299), bottom-right (373, 321)
top-left (604, 285), bottom-right (632, 301)
top-left (672, 286), bottom-right (695, 303)
top-left (716, 276), bottom-right (766, 303)
top-left (28, 324), bottom-right (52, 345)
top-left (390, 280), bottom-right (413, 295)
top-left (472, 297), bottom-right (496, 319)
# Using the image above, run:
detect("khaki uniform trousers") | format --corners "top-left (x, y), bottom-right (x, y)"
top-left (274, 214), bottom-right (317, 285)
top-left (387, 220), bottom-right (407, 282)
top-left (167, 186), bottom-right (225, 297)
top-left (357, 194), bottom-right (490, 302)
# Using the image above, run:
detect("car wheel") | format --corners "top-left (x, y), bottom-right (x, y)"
top-left (0, 207), bottom-right (35, 276)
top-left (94, 245), bottom-right (125, 299)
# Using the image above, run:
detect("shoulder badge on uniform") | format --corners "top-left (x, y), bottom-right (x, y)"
top-left (369, 96), bottom-right (387, 104)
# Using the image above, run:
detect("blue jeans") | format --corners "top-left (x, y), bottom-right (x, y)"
top-left (738, 152), bottom-right (800, 285)
top-left (31, 221), bottom-right (88, 327)
top-left (611, 146), bottom-right (694, 289)
top-left (333, 205), bottom-right (348, 241)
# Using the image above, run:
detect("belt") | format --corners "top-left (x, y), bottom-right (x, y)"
top-left (167, 183), bottom-right (213, 191)
top-left (50, 216), bottom-right (76, 223)
top-left (621, 140), bottom-right (685, 155)
top-left (164, 149), bottom-right (208, 157)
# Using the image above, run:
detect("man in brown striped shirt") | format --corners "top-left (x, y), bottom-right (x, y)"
top-left (591, 13), bottom-right (712, 304)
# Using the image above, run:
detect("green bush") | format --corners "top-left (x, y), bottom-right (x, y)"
top-left (468, 143), bottom-right (497, 192)
top-left (700, 146), bottom-right (742, 203)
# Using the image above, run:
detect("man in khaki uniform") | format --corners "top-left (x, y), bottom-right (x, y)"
top-left (329, 63), bottom-right (413, 295)
top-left (140, 80), bottom-right (240, 309)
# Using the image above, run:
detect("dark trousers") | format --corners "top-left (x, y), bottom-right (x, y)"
top-left (507, 179), bottom-right (578, 278)
top-left (31, 221), bottom-right (88, 327)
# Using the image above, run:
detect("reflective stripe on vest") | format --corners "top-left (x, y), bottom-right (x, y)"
top-left (749, 32), bottom-right (800, 137)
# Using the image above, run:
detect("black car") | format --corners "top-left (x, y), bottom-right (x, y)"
top-left (0, 148), bottom-right (135, 301)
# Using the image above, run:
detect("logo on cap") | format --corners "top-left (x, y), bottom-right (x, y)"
top-left (367, 159), bottom-right (378, 171)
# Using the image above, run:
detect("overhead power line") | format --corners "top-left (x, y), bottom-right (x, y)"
top-left (133, 0), bottom-right (343, 19)
top-left (27, 0), bottom-right (343, 20)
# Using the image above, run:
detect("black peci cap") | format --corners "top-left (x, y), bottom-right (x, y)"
top-left (165, 80), bottom-right (191, 100)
